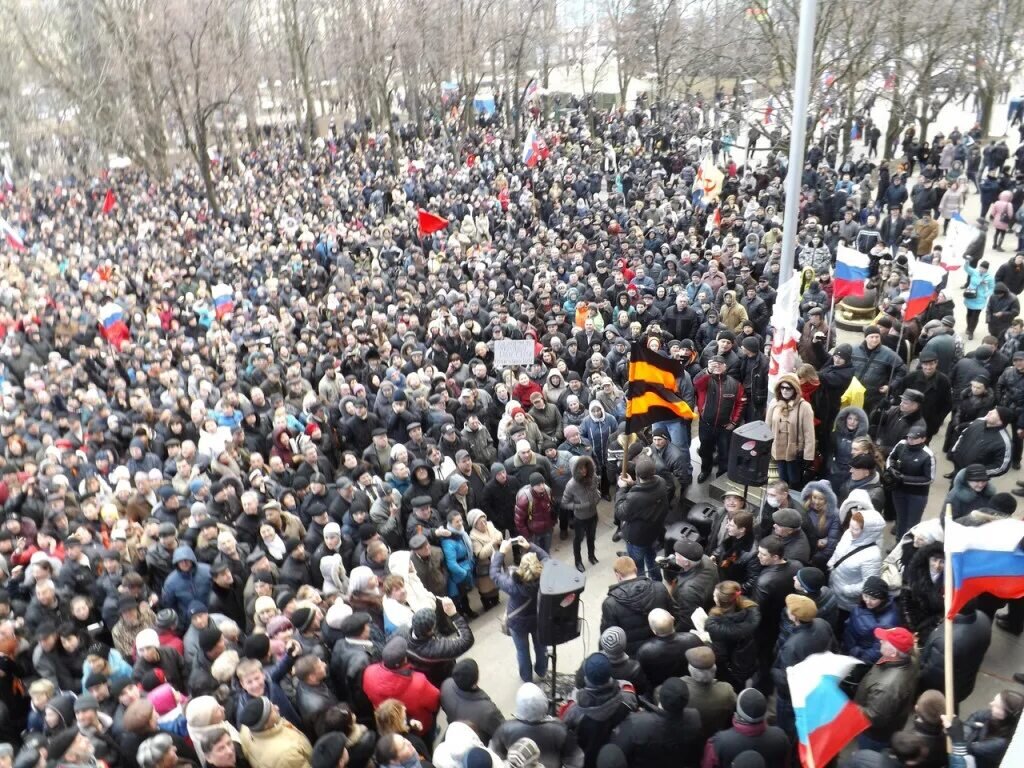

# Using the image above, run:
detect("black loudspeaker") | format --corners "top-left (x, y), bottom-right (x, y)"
top-left (663, 521), bottom-right (701, 557)
top-left (727, 420), bottom-right (774, 486)
top-left (537, 559), bottom-right (585, 646)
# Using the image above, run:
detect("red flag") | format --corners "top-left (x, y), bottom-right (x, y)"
top-left (417, 209), bottom-right (448, 237)
top-left (102, 189), bottom-right (116, 215)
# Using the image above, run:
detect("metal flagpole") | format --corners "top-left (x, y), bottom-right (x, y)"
top-left (778, 0), bottom-right (819, 282)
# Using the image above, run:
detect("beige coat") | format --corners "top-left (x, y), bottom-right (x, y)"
top-left (766, 373), bottom-right (816, 461)
top-left (240, 719), bottom-right (313, 768)
top-left (469, 520), bottom-right (504, 597)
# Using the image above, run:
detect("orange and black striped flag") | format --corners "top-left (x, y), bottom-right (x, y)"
top-left (626, 342), bottom-right (696, 433)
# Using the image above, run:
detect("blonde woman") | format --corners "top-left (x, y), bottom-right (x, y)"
top-left (491, 537), bottom-right (550, 683)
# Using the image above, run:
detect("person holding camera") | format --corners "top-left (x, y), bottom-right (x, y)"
top-left (490, 536), bottom-right (550, 684)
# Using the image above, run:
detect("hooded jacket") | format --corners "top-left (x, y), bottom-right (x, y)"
top-left (562, 455), bottom-right (601, 521)
top-left (898, 539), bottom-right (946, 639)
top-left (766, 373), bottom-right (815, 461)
top-left (489, 684), bottom-right (582, 768)
top-left (801, 480), bottom-right (841, 562)
top-left (561, 680), bottom-right (638, 768)
top-left (827, 503), bottom-right (885, 611)
top-left (161, 546), bottom-right (212, 629)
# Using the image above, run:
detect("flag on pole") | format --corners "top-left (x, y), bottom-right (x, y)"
top-left (692, 157), bottom-right (725, 207)
top-left (941, 214), bottom-right (975, 271)
top-left (99, 302), bottom-right (130, 350)
top-left (102, 188), bottom-right (117, 215)
top-left (417, 209), bottom-right (449, 238)
top-left (625, 342), bottom-right (695, 433)
top-left (833, 246), bottom-right (870, 299)
top-left (763, 98), bottom-right (775, 125)
top-left (524, 79), bottom-right (539, 102)
top-left (789, 653), bottom-right (870, 768)
top-left (0, 217), bottom-right (25, 252)
top-left (212, 284), bottom-right (234, 319)
top-left (946, 517), bottom-right (1024, 618)
top-left (768, 273), bottom-right (801, 394)
top-left (522, 125), bottom-right (548, 167)
top-left (904, 261), bottom-right (946, 321)
top-left (2, 169), bottom-right (13, 191)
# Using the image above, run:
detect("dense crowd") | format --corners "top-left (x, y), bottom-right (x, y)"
top-left (1, 96), bottom-right (1024, 768)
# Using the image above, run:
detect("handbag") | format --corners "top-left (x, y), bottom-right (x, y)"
top-left (964, 287), bottom-right (978, 299)
top-left (499, 596), bottom-right (533, 636)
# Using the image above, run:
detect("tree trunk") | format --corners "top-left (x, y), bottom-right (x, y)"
top-left (195, 119), bottom-right (220, 215)
top-left (978, 88), bottom-right (995, 137)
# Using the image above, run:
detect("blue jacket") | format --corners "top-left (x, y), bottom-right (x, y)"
top-left (161, 546), bottom-right (212, 628)
top-left (842, 598), bottom-right (901, 665)
top-left (964, 264), bottom-right (995, 311)
top-left (440, 533), bottom-right (475, 597)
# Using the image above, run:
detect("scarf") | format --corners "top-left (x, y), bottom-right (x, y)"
top-left (447, 523), bottom-right (473, 560)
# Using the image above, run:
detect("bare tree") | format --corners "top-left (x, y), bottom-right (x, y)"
top-left (965, 0), bottom-right (1024, 136)
top-left (158, 0), bottom-right (251, 212)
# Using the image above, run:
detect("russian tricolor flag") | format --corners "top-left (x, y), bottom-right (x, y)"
top-left (99, 301), bottom-right (130, 350)
top-left (833, 245), bottom-right (869, 299)
top-left (522, 126), bottom-right (547, 167)
top-left (947, 518), bottom-right (1024, 618)
top-left (1, 217), bottom-right (25, 252)
top-left (789, 653), bottom-right (870, 768)
top-left (905, 261), bottom-right (946, 321)
top-left (212, 283), bottom-right (234, 319)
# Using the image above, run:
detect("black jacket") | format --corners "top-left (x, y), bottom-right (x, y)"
top-left (705, 604), bottom-right (761, 687)
top-left (490, 717), bottom-right (581, 768)
top-left (329, 637), bottom-right (378, 719)
top-left (637, 632), bottom-right (704, 687)
top-left (951, 420), bottom-right (1012, 476)
top-left (611, 706), bottom-right (704, 768)
top-left (900, 541), bottom-right (945, 639)
top-left (398, 613), bottom-right (475, 687)
top-left (615, 477), bottom-right (669, 547)
top-left (712, 532), bottom-right (761, 594)
top-left (439, 679), bottom-right (505, 743)
top-left (705, 718), bottom-right (791, 768)
top-left (562, 681), bottom-right (638, 768)
top-left (753, 561), bottom-right (800, 645)
top-left (875, 406), bottom-right (926, 456)
top-left (899, 369), bottom-right (952, 437)
top-left (600, 578), bottom-right (674, 656)
top-left (772, 618), bottom-right (834, 698)
top-left (918, 609), bottom-right (992, 703)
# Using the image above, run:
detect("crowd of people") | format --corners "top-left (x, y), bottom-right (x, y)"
top-left (0, 94), bottom-right (1023, 768)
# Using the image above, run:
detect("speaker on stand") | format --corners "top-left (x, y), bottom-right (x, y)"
top-left (726, 420), bottom-right (774, 502)
top-left (537, 559), bottom-right (585, 711)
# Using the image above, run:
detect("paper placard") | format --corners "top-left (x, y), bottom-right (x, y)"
top-left (493, 339), bottom-right (535, 368)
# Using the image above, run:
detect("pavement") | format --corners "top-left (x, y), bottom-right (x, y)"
top-left (453, 131), bottom-right (1024, 733)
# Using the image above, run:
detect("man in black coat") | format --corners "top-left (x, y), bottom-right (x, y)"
top-left (751, 535), bottom-right (800, 694)
top-left (610, 678), bottom-right (703, 768)
top-left (329, 612), bottom-right (379, 721)
top-left (898, 349), bottom-right (952, 441)
top-left (600, 556), bottom-right (674, 656)
top-left (637, 607), bottom-right (703, 687)
top-left (703, 688), bottom-right (790, 768)
top-left (917, 603), bottom-right (992, 706)
top-left (207, 561), bottom-right (245, 628)
top-left (771, 595), bottom-right (834, 741)
top-left (398, 601), bottom-right (474, 688)
top-left (614, 456), bottom-right (669, 581)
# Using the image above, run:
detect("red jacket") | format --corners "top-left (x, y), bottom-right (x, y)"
top-left (156, 629), bottom-right (184, 657)
top-left (362, 662), bottom-right (441, 732)
top-left (514, 487), bottom-right (555, 537)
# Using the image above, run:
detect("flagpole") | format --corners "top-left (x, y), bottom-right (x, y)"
top-left (778, 0), bottom-right (818, 283)
top-left (943, 502), bottom-right (955, 747)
